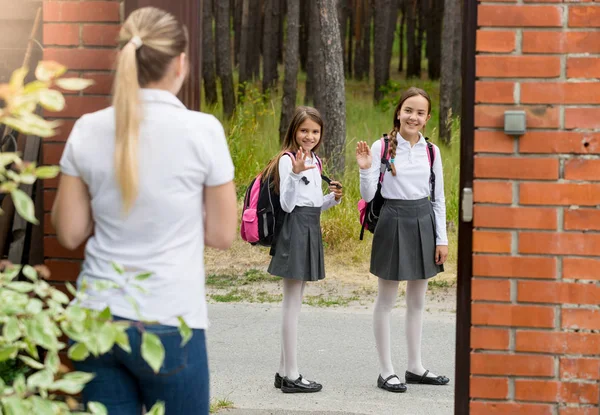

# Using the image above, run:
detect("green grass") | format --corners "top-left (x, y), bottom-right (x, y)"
top-left (206, 269), bottom-right (280, 288)
top-left (209, 398), bottom-right (234, 413)
top-left (202, 74), bottom-right (461, 269)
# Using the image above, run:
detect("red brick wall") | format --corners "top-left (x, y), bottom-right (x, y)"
top-left (42, 0), bottom-right (121, 285)
top-left (472, 1), bottom-right (600, 414)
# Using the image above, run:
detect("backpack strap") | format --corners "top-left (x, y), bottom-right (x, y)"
top-left (379, 137), bottom-right (391, 183)
top-left (426, 141), bottom-right (436, 202)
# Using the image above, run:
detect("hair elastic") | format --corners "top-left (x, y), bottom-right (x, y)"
top-left (129, 36), bottom-right (143, 50)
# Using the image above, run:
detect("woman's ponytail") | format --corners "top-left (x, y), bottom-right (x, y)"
top-left (113, 41), bottom-right (141, 213)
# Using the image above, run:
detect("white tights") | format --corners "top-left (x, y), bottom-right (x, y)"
top-left (278, 279), bottom-right (310, 384)
top-left (373, 279), bottom-right (437, 384)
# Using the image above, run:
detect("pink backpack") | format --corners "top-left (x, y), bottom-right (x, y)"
top-left (240, 152), bottom-right (324, 246)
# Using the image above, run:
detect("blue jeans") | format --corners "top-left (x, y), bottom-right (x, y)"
top-left (73, 318), bottom-right (209, 415)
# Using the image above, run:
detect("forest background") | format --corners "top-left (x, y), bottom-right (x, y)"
top-left (201, 0), bottom-right (463, 301)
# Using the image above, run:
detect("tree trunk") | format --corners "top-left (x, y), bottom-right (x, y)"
top-left (202, 0), bottom-right (218, 106)
top-left (278, 0), bottom-right (285, 63)
top-left (385, 0), bottom-right (398, 73)
top-left (299, 0), bottom-right (310, 72)
top-left (262, 0), bottom-right (281, 92)
top-left (316, 0), bottom-right (346, 177)
top-left (239, 0), bottom-right (252, 86)
top-left (215, 0), bottom-right (236, 118)
top-left (373, 0), bottom-right (393, 103)
top-left (337, 0), bottom-right (347, 76)
top-left (398, 0), bottom-right (406, 72)
top-left (439, 0), bottom-right (462, 144)
top-left (405, 0), bottom-right (419, 78)
top-left (305, 1), bottom-right (324, 107)
top-left (353, 0), bottom-right (371, 80)
top-left (279, 0), bottom-right (300, 142)
top-left (415, 0), bottom-right (425, 77)
top-left (363, 0), bottom-right (372, 79)
top-left (250, 0), bottom-right (262, 79)
top-left (234, 0), bottom-right (242, 67)
top-left (427, 0), bottom-right (443, 80)
top-left (346, 0), bottom-right (354, 78)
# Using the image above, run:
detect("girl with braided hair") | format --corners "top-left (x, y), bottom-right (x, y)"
top-left (356, 87), bottom-right (450, 393)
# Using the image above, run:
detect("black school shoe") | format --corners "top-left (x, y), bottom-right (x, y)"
top-left (274, 372), bottom-right (283, 389)
top-left (377, 374), bottom-right (407, 393)
top-left (281, 375), bottom-right (323, 393)
top-left (405, 369), bottom-right (450, 385)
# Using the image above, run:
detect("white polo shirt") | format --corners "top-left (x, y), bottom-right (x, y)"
top-left (59, 89), bottom-right (234, 329)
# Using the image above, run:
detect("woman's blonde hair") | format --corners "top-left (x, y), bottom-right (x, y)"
top-left (113, 7), bottom-right (188, 212)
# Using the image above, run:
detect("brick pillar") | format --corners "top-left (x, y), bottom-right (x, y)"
top-left (42, 1), bottom-right (121, 286)
top-left (471, 2), bottom-right (600, 414)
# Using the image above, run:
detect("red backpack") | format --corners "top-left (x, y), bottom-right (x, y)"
top-left (357, 135), bottom-right (436, 240)
top-left (240, 152), bottom-right (328, 247)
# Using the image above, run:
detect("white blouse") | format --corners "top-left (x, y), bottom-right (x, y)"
top-left (359, 134), bottom-right (448, 245)
top-left (278, 154), bottom-right (340, 213)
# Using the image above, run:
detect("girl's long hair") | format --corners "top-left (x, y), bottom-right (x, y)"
top-left (113, 7), bottom-right (188, 212)
top-left (261, 106), bottom-right (324, 193)
top-left (387, 87), bottom-right (432, 176)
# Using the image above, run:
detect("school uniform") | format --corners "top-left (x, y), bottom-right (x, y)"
top-left (360, 133), bottom-right (447, 281)
top-left (268, 153), bottom-right (340, 281)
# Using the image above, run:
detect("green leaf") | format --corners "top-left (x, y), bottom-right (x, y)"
top-left (134, 272), bottom-right (153, 281)
top-left (51, 372), bottom-right (94, 394)
top-left (34, 166), bottom-right (60, 180)
top-left (10, 189), bottom-right (38, 224)
top-left (115, 329), bottom-right (131, 353)
top-left (0, 153), bottom-right (20, 168)
top-left (38, 89), bottom-right (65, 112)
top-left (111, 262), bottom-right (125, 275)
top-left (50, 288), bottom-right (70, 305)
top-left (0, 346), bottom-right (18, 362)
top-left (131, 283), bottom-right (148, 294)
top-left (26, 369), bottom-right (54, 390)
top-left (28, 396), bottom-right (54, 415)
top-left (147, 402), bottom-right (165, 415)
top-left (68, 342), bottom-right (89, 361)
top-left (13, 374), bottom-right (26, 396)
top-left (3, 317), bottom-right (20, 342)
top-left (55, 78), bottom-right (95, 91)
top-left (98, 306), bottom-right (112, 321)
top-left (6, 281), bottom-right (34, 293)
top-left (66, 282), bottom-right (78, 297)
top-left (22, 80), bottom-right (49, 94)
top-left (9, 67), bottom-right (28, 90)
top-left (94, 280), bottom-right (121, 291)
top-left (18, 355), bottom-right (44, 370)
top-left (1, 264), bottom-right (21, 281)
top-left (21, 265), bottom-right (38, 281)
top-left (35, 61), bottom-right (66, 82)
top-left (1, 396), bottom-right (28, 415)
top-left (141, 332), bottom-right (165, 374)
top-left (66, 305), bottom-right (86, 323)
top-left (88, 402), bottom-right (108, 415)
top-left (177, 316), bottom-right (193, 347)
top-left (97, 324), bottom-right (116, 354)
top-left (25, 298), bottom-right (43, 314)
top-left (44, 351), bottom-right (60, 374)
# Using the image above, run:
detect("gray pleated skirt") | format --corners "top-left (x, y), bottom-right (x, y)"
top-left (268, 206), bottom-right (325, 281)
top-left (370, 198), bottom-right (443, 281)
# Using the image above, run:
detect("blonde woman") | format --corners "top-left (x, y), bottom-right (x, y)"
top-left (51, 7), bottom-right (237, 414)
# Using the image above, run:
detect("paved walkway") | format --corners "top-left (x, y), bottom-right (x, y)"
top-left (208, 303), bottom-right (456, 415)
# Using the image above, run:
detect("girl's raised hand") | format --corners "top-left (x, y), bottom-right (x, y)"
top-left (356, 141), bottom-right (372, 170)
top-left (292, 148), bottom-right (316, 174)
